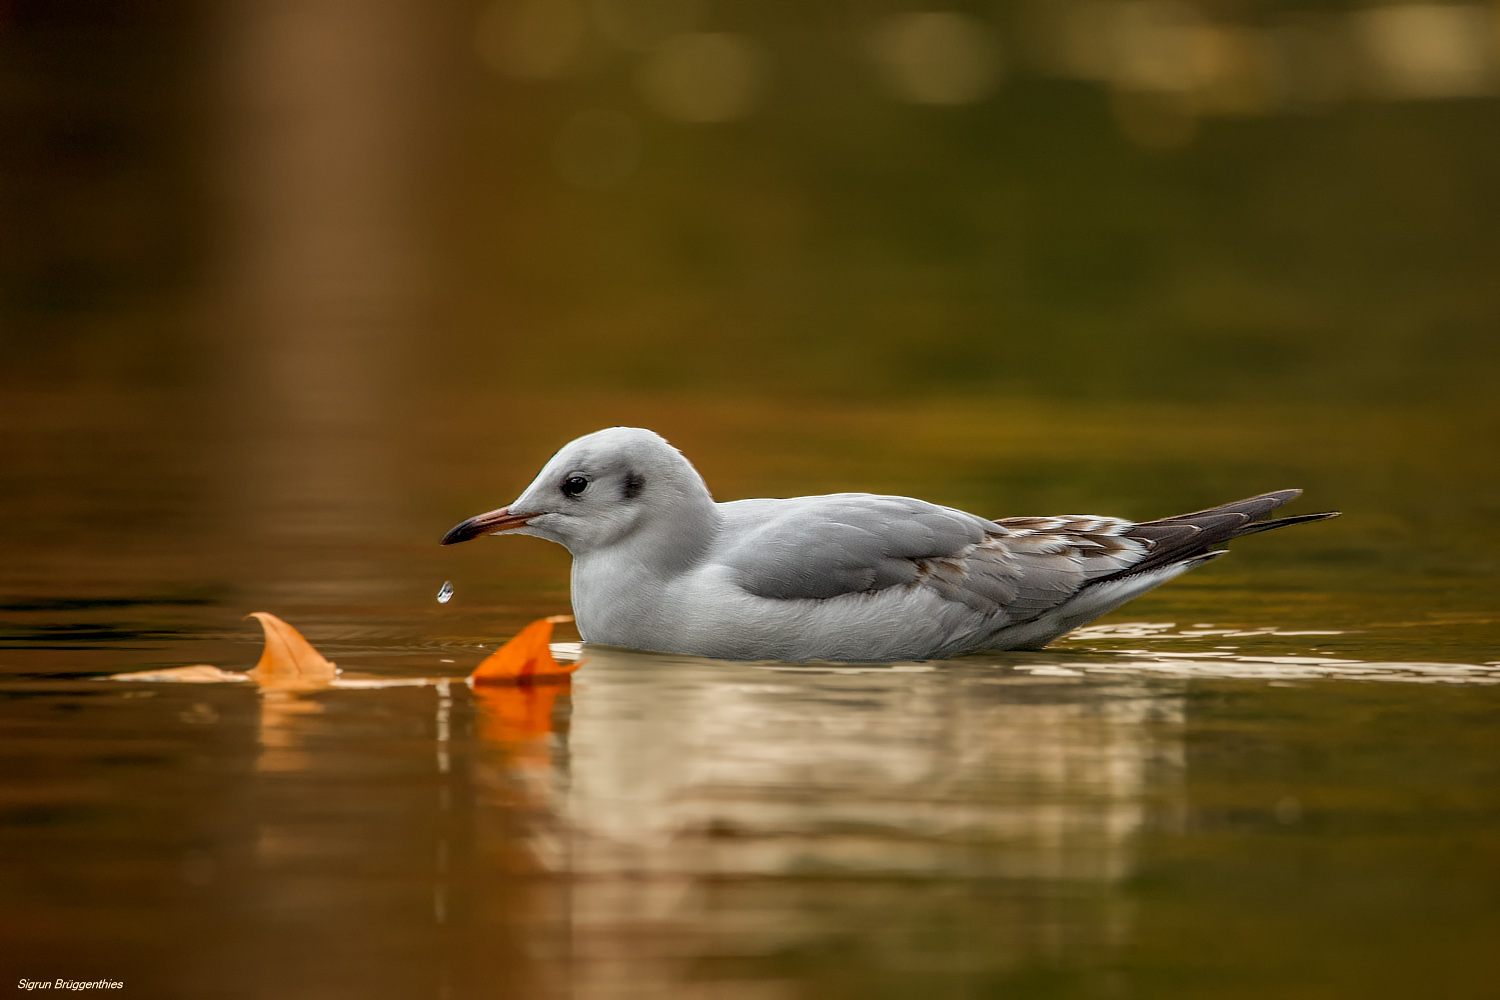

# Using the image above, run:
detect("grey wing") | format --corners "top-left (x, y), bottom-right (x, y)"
top-left (719, 489), bottom-right (1331, 625)
top-left (718, 496), bottom-right (1148, 622)
top-left (718, 495), bottom-right (994, 600)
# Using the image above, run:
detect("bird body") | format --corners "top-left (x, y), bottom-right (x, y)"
top-left (443, 427), bottom-right (1338, 662)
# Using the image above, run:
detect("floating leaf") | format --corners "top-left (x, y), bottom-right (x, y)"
top-left (244, 612), bottom-right (339, 691)
top-left (106, 612), bottom-right (580, 692)
top-left (469, 615), bottom-right (581, 683)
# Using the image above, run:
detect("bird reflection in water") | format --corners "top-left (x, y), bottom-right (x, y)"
top-left (470, 644), bottom-right (1187, 995)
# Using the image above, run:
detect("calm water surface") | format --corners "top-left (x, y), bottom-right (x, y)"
top-left (2, 389), bottom-right (1497, 999)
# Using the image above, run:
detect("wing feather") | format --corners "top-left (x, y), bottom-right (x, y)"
top-left (716, 489), bottom-right (1335, 628)
top-left (720, 498), bottom-right (1148, 622)
top-left (721, 495), bottom-right (988, 601)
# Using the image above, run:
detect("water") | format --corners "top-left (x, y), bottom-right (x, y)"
top-left (4, 2), bottom-right (1499, 995)
top-left (3, 391), bottom-right (1498, 998)
top-left (6, 632), bottom-right (1500, 998)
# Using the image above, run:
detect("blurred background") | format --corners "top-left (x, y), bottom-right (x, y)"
top-left (2, 0), bottom-right (1497, 631)
top-left (4, 3), bottom-right (1500, 998)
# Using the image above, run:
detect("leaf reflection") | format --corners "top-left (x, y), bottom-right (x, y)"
top-left (473, 681), bottom-right (569, 745)
top-left (256, 692), bottom-right (326, 773)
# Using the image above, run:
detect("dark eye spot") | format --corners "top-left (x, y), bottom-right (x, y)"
top-left (622, 471), bottom-right (645, 500)
top-left (561, 476), bottom-right (588, 498)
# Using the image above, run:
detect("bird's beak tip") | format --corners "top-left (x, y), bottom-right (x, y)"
top-left (441, 506), bottom-right (532, 545)
top-left (439, 524), bottom-right (476, 546)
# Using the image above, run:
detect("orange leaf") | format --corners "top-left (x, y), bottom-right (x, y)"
top-left (245, 612), bottom-right (338, 691)
top-left (469, 615), bottom-right (580, 683)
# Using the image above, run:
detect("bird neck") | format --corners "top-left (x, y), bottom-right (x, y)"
top-left (638, 479), bottom-right (720, 576)
top-left (568, 483), bottom-right (719, 643)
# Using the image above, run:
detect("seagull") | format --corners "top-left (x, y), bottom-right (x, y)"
top-left (442, 427), bottom-right (1338, 662)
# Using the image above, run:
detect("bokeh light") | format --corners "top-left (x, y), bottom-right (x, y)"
top-left (637, 31), bottom-right (766, 123)
top-left (868, 11), bottom-right (1004, 105)
top-left (1353, 4), bottom-right (1499, 99)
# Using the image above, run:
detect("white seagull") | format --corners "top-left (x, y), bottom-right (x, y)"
top-left (442, 427), bottom-right (1338, 662)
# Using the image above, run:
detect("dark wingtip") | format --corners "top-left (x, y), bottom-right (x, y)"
top-left (1234, 509), bottom-right (1340, 537)
top-left (1101, 492), bottom-right (1337, 583)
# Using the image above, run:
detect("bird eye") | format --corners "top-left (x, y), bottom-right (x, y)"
top-left (560, 475), bottom-right (589, 498)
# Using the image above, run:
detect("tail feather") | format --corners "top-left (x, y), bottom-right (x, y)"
top-left (1165, 488), bottom-right (1303, 523)
top-left (1230, 510), bottom-right (1340, 537)
top-left (1093, 490), bottom-right (1339, 583)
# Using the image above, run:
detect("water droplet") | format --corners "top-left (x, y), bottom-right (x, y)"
top-left (437, 581), bottom-right (454, 604)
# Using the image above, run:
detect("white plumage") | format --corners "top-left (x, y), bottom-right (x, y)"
top-left (442, 427), bottom-right (1337, 662)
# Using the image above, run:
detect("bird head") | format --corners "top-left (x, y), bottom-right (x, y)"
top-left (441, 427), bottom-right (715, 557)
